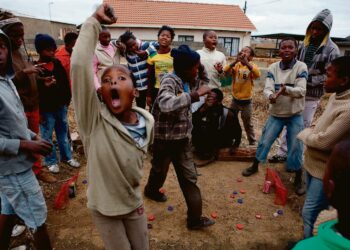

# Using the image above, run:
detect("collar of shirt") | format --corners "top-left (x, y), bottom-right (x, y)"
top-left (279, 58), bottom-right (297, 70)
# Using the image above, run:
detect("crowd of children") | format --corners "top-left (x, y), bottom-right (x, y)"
top-left (0, 3), bottom-right (349, 250)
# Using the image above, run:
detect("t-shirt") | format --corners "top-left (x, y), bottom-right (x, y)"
top-left (122, 112), bottom-right (147, 148)
top-left (147, 52), bottom-right (173, 89)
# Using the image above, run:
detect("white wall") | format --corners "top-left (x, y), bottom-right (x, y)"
top-left (109, 27), bottom-right (251, 52)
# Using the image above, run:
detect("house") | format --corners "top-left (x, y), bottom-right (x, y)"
top-left (104, 0), bottom-right (256, 56)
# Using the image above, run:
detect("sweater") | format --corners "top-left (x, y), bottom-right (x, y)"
top-left (297, 89), bottom-right (350, 179)
top-left (36, 59), bottom-right (71, 113)
top-left (71, 17), bottom-right (154, 216)
top-left (264, 60), bottom-right (307, 117)
top-left (12, 48), bottom-right (39, 112)
top-left (197, 47), bottom-right (226, 89)
top-left (298, 9), bottom-right (340, 99)
top-left (293, 220), bottom-right (350, 250)
top-left (224, 61), bottom-right (260, 101)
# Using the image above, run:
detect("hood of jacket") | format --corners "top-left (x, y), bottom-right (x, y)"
top-left (0, 29), bottom-right (14, 78)
top-left (304, 9), bottom-right (333, 47)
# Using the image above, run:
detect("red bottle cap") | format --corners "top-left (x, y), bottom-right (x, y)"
top-left (159, 188), bottom-right (166, 194)
top-left (240, 189), bottom-right (246, 194)
top-left (211, 212), bottom-right (218, 219)
top-left (255, 214), bottom-right (262, 219)
top-left (236, 224), bottom-right (244, 230)
top-left (148, 215), bottom-right (155, 221)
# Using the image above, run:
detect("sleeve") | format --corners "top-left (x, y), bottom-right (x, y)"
top-left (92, 54), bottom-right (101, 90)
top-left (157, 78), bottom-right (191, 113)
top-left (28, 129), bottom-right (36, 139)
top-left (264, 65), bottom-right (275, 99)
top-left (147, 56), bottom-right (154, 66)
top-left (285, 63), bottom-right (307, 98)
top-left (145, 42), bottom-right (157, 56)
top-left (71, 17), bottom-right (102, 136)
top-left (0, 138), bottom-right (20, 155)
top-left (297, 108), bottom-right (350, 151)
top-left (218, 54), bottom-right (227, 80)
top-left (250, 63), bottom-right (261, 79)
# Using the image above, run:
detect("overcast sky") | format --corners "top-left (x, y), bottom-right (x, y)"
top-left (1, 0), bottom-right (349, 37)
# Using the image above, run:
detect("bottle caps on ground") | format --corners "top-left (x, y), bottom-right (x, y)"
top-left (255, 214), bottom-right (262, 219)
top-left (211, 212), bottom-right (218, 219)
top-left (167, 206), bottom-right (174, 212)
top-left (159, 188), bottom-right (166, 194)
top-left (148, 215), bottom-right (155, 221)
top-left (240, 189), bottom-right (246, 194)
top-left (237, 198), bottom-right (243, 204)
top-left (236, 224), bottom-right (244, 230)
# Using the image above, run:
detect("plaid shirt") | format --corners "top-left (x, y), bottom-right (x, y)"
top-left (152, 73), bottom-right (193, 140)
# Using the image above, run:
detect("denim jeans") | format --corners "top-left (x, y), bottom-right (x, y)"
top-left (256, 114), bottom-right (304, 171)
top-left (302, 171), bottom-right (328, 238)
top-left (40, 105), bottom-right (72, 165)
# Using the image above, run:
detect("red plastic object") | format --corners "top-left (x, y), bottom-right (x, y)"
top-left (236, 224), bottom-right (244, 230)
top-left (148, 215), bottom-right (155, 221)
top-left (265, 168), bottom-right (288, 206)
top-left (230, 194), bottom-right (235, 198)
top-left (159, 188), bottom-right (166, 194)
top-left (255, 214), bottom-right (262, 219)
top-left (240, 189), bottom-right (246, 194)
top-left (211, 212), bottom-right (218, 219)
top-left (54, 173), bottom-right (79, 210)
top-left (236, 178), bottom-right (243, 182)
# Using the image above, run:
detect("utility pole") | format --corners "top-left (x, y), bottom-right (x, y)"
top-left (243, 1), bottom-right (247, 14)
top-left (48, 1), bottom-right (54, 36)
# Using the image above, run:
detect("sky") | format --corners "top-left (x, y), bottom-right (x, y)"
top-left (1, 0), bottom-right (349, 38)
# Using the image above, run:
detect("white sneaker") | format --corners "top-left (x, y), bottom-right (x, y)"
top-left (11, 224), bottom-right (26, 237)
top-left (11, 245), bottom-right (27, 250)
top-left (66, 159), bottom-right (80, 168)
top-left (47, 164), bottom-right (60, 174)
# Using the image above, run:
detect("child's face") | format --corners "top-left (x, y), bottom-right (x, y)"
top-left (100, 66), bottom-right (137, 116)
top-left (99, 31), bottom-right (111, 46)
top-left (6, 23), bottom-right (24, 50)
top-left (39, 47), bottom-right (55, 62)
top-left (0, 37), bottom-right (9, 75)
top-left (309, 21), bottom-right (327, 42)
top-left (238, 47), bottom-right (253, 61)
top-left (279, 40), bottom-right (297, 63)
top-left (158, 30), bottom-right (172, 48)
top-left (324, 64), bottom-right (348, 93)
top-left (126, 38), bottom-right (138, 53)
top-left (204, 31), bottom-right (217, 51)
top-left (205, 91), bottom-right (218, 107)
top-left (181, 62), bottom-right (200, 84)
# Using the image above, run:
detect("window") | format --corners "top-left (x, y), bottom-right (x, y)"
top-left (178, 35), bottom-right (194, 42)
top-left (218, 37), bottom-right (240, 56)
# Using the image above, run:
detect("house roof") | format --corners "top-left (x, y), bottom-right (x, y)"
top-left (252, 33), bottom-right (348, 43)
top-left (104, 0), bottom-right (256, 32)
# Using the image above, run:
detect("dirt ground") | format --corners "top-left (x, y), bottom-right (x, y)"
top-left (10, 88), bottom-right (330, 250)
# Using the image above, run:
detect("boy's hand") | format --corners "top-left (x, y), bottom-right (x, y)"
top-left (269, 94), bottom-right (278, 104)
top-left (214, 62), bottom-right (223, 73)
top-left (93, 4), bottom-right (117, 24)
top-left (115, 41), bottom-right (126, 54)
top-left (135, 50), bottom-right (148, 60)
top-left (240, 56), bottom-right (249, 66)
top-left (279, 84), bottom-right (287, 95)
top-left (146, 96), bottom-right (152, 107)
top-left (20, 139), bottom-right (52, 156)
top-left (23, 65), bottom-right (43, 75)
top-left (196, 85), bottom-right (211, 96)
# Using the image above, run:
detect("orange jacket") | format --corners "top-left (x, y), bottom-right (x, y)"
top-left (55, 45), bottom-right (72, 88)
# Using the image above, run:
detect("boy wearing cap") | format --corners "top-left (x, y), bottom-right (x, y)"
top-left (144, 44), bottom-right (215, 230)
top-left (34, 34), bottom-right (80, 173)
top-left (0, 30), bottom-right (52, 250)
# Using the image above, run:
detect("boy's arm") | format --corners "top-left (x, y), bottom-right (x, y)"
top-left (71, 16), bottom-right (102, 136)
top-left (284, 63), bottom-right (307, 98)
top-left (297, 110), bottom-right (350, 151)
top-left (0, 137), bottom-right (20, 155)
top-left (92, 54), bottom-right (101, 90)
top-left (264, 66), bottom-right (275, 99)
top-left (249, 63), bottom-right (261, 79)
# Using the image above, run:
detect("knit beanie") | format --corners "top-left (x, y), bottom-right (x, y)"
top-left (34, 33), bottom-right (57, 53)
top-left (171, 44), bottom-right (200, 72)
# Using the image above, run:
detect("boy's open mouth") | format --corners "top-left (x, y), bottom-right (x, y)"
top-left (111, 89), bottom-right (120, 108)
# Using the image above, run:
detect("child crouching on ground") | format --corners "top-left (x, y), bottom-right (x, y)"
top-left (71, 4), bottom-right (154, 250)
top-left (0, 30), bottom-right (52, 250)
top-left (242, 37), bottom-right (308, 195)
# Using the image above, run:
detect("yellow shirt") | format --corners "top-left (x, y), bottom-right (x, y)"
top-left (224, 62), bottom-right (260, 101)
top-left (147, 52), bottom-right (173, 89)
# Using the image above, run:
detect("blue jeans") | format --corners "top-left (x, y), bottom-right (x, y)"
top-left (40, 105), bottom-right (72, 165)
top-left (256, 114), bottom-right (304, 171)
top-left (302, 171), bottom-right (328, 238)
top-left (0, 169), bottom-right (47, 230)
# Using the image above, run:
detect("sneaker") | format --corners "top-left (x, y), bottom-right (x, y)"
top-left (36, 171), bottom-right (57, 183)
top-left (11, 224), bottom-right (26, 237)
top-left (242, 164), bottom-right (258, 177)
top-left (10, 246), bottom-right (27, 250)
top-left (194, 155), bottom-right (215, 167)
top-left (268, 154), bottom-right (287, 163)
top-left (144, 186), bottom-right (167, 202)
top-left (66, 159), bottom-right (80, 168)
top-left (47, 164), bottom-right (60, 174)
top-left (187, 216), bottom-right (215, 230)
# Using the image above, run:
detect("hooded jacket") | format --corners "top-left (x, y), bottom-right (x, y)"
top-left (0, 30), bottom-right (36, 175)
top-left (298, 9), bottom-right (340, 99)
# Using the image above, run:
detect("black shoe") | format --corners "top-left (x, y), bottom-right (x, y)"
top-left (286, 241), bottom-right (298, 250)
top-left (242, 164), bottom-right (258, 177)
top-left (144, 186), bottom-right (167, 202)
top-left (187, 216), bottom-right (215, 230)
top-left (294, 170), bottom-right (306, 196)
top-left (269, 154), bottom-right (287, 163)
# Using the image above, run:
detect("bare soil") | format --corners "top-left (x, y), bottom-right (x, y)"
top-left (10, 88), bottom-right (329, 250)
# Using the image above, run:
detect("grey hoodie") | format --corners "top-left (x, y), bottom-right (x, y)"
top-left (298, 9), bottom-right (340, 99)
top-left (0, 30), bottom-right (36, 176)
